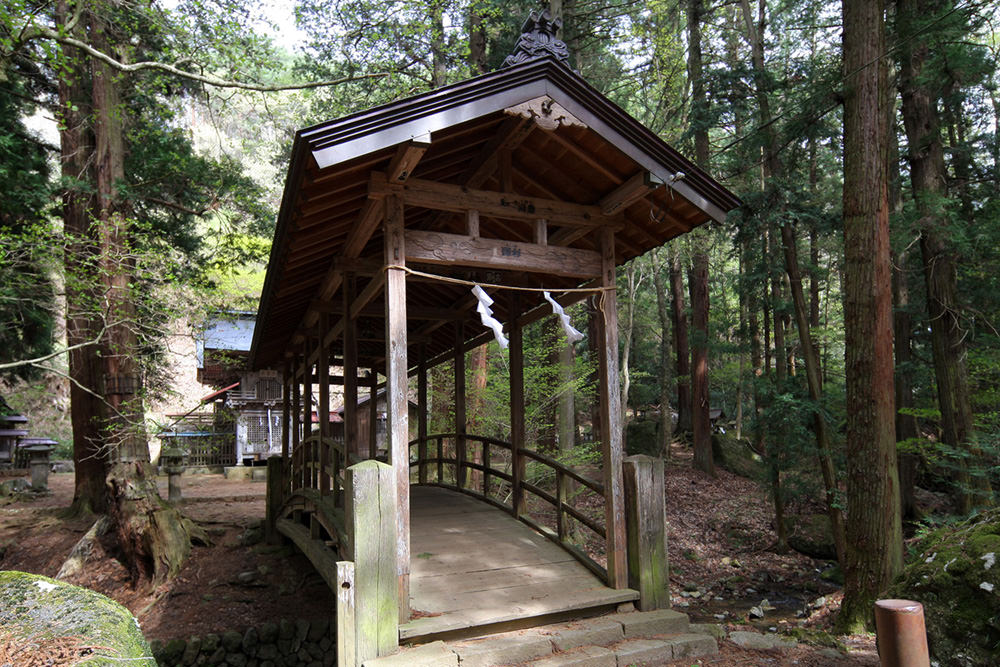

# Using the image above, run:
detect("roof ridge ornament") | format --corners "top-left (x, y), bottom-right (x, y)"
top-left (501, 9), bottom-right (571, 69)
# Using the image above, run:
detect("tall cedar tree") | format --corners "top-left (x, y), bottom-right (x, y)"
top-left (686, 0), bottom-right (713, 475)
top-left (838, 0), bottom-right (903, 632)
top-left (896, 0), bottom-right (994, 513)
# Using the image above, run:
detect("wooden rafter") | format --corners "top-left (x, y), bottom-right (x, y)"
top-left (371, 173), bottom-right (612, 228)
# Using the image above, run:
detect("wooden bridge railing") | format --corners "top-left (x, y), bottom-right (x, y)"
top-left (288, 434), bottom-right (364, 504)
top-left (408, 432), bottom-right (609, 582)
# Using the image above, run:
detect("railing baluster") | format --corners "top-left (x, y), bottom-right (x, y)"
top-left (437, 436), bottom-right (443, 483)
top-left (557, 468), bottom-right (567, 543)
top-left (418, 436), bottom-right (427, 484)
top-left (482, 440), bottom-right (491, 498)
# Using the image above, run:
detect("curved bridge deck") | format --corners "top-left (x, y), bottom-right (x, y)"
top-left (401, 486), bottom-right (637, 642)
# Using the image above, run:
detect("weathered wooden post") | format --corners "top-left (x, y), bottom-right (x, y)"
top-left (265, 455), bottom-right (285, 545)
top-left (344, 458), bottom-right (399, 663)
top-left (599, 228), bottom-right (628, 589)
top-left (336, 561), bottom-right (356, 667)
top-left (623, 454), bottom-right (670, 610)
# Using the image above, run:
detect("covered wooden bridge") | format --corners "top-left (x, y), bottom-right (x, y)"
top-left (251, 13), bottom-right (739, 665)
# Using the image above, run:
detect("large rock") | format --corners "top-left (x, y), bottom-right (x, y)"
top-left (889, 508), bottom-right (1000, 667)
top-left (712, 435), bottom-right (763, 479)
top-left (785, 513), bottom-right (838, 560)
top-left (0, 570), bottom-right (154, 664)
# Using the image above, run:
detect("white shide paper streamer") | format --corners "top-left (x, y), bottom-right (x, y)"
top-left (543, 291), bottom-right (584, 343)
top-left (471, 285), bottom-right (508, 349)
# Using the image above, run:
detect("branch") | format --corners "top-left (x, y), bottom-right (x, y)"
top-left (25, 26), bottom-right (391, 92)
top-left (0, 334), bottom-right (104, 371)
top-left (142, 196), bottom-right (216, 217)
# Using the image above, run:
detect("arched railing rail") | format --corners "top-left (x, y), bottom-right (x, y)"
top-left (408, 433), bottom-right (608, 583)
top-left (290, 434), bottom-right (364, 501)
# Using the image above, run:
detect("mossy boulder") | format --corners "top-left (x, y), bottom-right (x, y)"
top-left (712, 434), bottom-right (764, 479)
top-left (0, 570), bottom-right (154, 665)
top-left (889, 509), bottom-right (1000, 666)
top-left (785, 513), bottom-right (837, 560)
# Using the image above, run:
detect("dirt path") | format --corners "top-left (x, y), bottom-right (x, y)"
top-left (0, 464), bottom-right (877, 664)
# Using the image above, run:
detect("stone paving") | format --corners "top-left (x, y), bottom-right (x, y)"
top-left (363, 609), bottom-right (719, 667)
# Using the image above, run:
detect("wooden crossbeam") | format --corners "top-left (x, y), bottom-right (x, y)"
top-left (386, 134), bottom-right (431, 183)
top-left (404, 230), bottom-right (602, 278)
top-left (309, 300), bottom-right (464, 322)
top-left (600, 171), bottom-right (664, 216)
top-left (371, 173), bottom-right (612, 228)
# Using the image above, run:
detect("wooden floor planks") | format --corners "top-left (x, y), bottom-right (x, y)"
top-left (400, 486), bottom-right (638, 642)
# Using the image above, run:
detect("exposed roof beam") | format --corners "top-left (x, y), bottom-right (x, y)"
top-left (386, 134), bottom-right (432, 183)
top-left (600, 171), bottom-right (664, 216)
top-left (371, 173), bottom-right (614, 228)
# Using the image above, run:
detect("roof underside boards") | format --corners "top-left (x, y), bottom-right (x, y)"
top-left (250, 57), bottom-right (740, 373)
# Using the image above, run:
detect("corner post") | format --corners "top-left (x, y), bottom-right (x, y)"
top-left (292, 355), bottom-right (302, 489)
top-left (344, 460), bottom-right (399, 663)
top-left (509, 295), bottom-right (525, 517)
top-left (265, 456), bottom-right (285, 545)
top-left (319, 312), bottom-right (331, 496)
top-left (623, 454), bottom-right (669, 609)
top-left (344, 272), bottom-right (359, 469)
top-left (303, 337), bottom-right (314, 489)
top-left (368, 373), bottom-right (378, 460)
top-left (598, 227), bottom-right (627, 589)
top-left (383, 192), bottom-right (410, 621)
top-left (455, 321), bottom-right (467, 489)
top-left (418, 344), bottom-right (429, 484)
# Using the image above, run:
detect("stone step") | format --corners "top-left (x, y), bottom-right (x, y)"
top-left (364, 609), bottom-right (718, 667)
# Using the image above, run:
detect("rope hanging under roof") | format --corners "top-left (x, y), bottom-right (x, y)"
top-left (383, 264), bottom-right (604, 349)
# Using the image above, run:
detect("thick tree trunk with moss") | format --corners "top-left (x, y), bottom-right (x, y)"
top-left (58, 0), bottom-right (107, 516)
top-left (57, 8), bottom-right (207, 587)
top-left (838, 0), bottom-right (903, 633)
top-left (686, 0), bottom-right (712, 475)
top-left (107, 462), bottom-right (208, 584)
top-left (897, 0), bottom-right (992, 513)
top-left (689, 248), bottom-right (712, 476)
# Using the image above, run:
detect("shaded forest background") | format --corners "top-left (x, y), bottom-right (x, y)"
top-left (2, 0), bottom-right (1000, 633)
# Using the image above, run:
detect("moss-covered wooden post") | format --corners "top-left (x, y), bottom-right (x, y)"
top-left (344, 460), bottom-right (399, 662)
top-left (265, 456), bottom-right (285, 545)
top-left (623, 454), bottom-right (669, 610)
top-left (336, 560), bottom-right (356, 667)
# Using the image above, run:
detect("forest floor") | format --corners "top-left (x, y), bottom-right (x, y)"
top-left (0, 446), bottom-right (878, 666)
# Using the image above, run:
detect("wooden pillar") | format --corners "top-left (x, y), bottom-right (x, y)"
top-left (383, 193), bottom-right (410, 621)
top-left (319, 313), bottom-right (331, 496)
top-left (336, 561), bottom-right (356, 667)
top-left (418, 344), bottom-right (429, 485)
top-left (281, 357), bottom-right (291, 462)
top-left (265, 456), bottom-right (284, 545)
top-left (292, 355), bottom-right (301, 490)
top-left (454, 321), bottom-right (467, 490)
top-left (509, 296), bottom-right (525, 517)
top-left (303, 337), bottom-right (314, 489)
top-left (598, 228), bottom-right (628, 589)
top-left (368, 373), bottom-right (378, 460)
top-left (344, 272), bottom-right (359, 464)
top-left (623, 454), bottom-right (669, 610)
top-left (344, 460), bottom-right (399, 662)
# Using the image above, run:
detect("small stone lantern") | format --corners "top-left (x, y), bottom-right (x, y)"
top-left (160, 446), bottom-right (185, 502)
top-left (25, 444), bottom-right (53, 491)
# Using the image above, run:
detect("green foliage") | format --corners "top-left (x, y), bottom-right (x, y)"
top-left (0, 73), bottom-right (55, 380)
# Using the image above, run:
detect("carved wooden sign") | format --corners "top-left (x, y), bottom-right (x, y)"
top-left (404, 230), bottom-right (602, 279)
